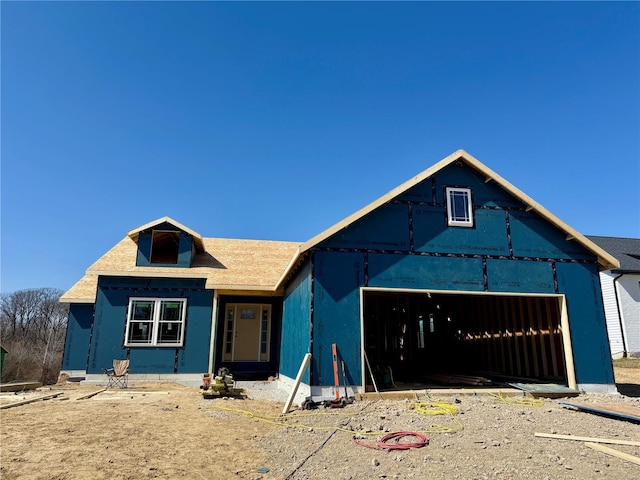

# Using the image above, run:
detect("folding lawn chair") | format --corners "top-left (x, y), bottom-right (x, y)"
top-left (103, 359), bottom-right (129, 388)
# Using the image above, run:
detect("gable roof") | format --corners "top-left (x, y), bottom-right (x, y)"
top-left (586, 236), bottom-right (640, 273)
top-left (277, 149), bottom-right (619, 287)
top-left (61, 150), bottom-right (621, 303)
top-left (127, 216), bottom-right (205, 251)
top-left (61, 229), bottom-right (301, 303)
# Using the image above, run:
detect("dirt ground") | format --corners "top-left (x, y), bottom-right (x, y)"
top-left (1, 367), bottom-right (639, 480)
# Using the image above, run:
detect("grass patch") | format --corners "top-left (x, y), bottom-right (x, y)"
top-left (613, 357), bottom-right (640, 369)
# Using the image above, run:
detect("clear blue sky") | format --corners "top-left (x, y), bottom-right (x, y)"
top-left (2, 1), bottom-right (639, 294)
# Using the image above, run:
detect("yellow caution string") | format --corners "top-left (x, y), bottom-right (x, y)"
top-left (489, 393), bottom-right (544, 407)
top-left (210, 402), bottom-right (464, 435)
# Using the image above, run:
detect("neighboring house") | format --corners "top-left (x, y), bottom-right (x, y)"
top-left (61, 150), bottom-right (620, 398)
top-left (586, 236), bottom-right (640, 359)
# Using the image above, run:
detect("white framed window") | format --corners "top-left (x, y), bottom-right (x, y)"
top-left (125, 297), bottom-right (187, 347)
top-left (445, 187), bottom-right (473, 227)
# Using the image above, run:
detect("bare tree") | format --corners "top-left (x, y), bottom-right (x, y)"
top-left (0, 288), bottom-right (69, 384)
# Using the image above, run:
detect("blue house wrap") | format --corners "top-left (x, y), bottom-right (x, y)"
top-left (60, 150), bottom-right (619, 394)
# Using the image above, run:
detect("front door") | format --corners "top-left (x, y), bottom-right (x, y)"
top-left (222, 304), bottom-right (272, 362)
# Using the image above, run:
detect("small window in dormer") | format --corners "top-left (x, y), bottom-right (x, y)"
top-left (446, 187), bottom-right (473, 227)
top-left (150, 231), bottom-right (180, 264)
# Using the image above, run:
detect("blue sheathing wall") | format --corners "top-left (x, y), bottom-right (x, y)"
top-left (62, 304), bottom-right (94, 371)
top-left (86, 277), bottom-right (212, 374)
top-left (556, 262), bottom-right (614, 385)
top-left (281, 259), bottom-right (312, 382)
top-left (135, 222), bottom-right (195, 267)
top-left (307, 161), bottom-right (610, 387)
top-left (313, 251), bottom-right (365, 386)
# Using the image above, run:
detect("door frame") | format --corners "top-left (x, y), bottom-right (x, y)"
top-left (222, 303), bottom-right (272, 362)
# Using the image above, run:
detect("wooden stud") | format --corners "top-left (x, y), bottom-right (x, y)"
top-left (482, 297), bottom-right (492, 371)
top-left (545, 297), bottom-right (559, 377)
top-left (533, 298), bottom-right (548, 377)
top-left (0, 392), bottom-right (63, 410)
top-left (509, 297), bottom-right (522, 376)
top-left (527, 297), bottom-right (540, 378)
top-left (584, 442), bottom-right (640, 466)
top-left (535, 433), bottom-right (640, 447)
top-left (515, 298), bottom-right (530, 376)
top-left (494, 297), bottom-right (506, 373)
top-left (76, 388), bottom-right (107, 400)
top-left (502, 297), bottom-right (514, 375)
top-left (559, 297), bottom-right (577, 389)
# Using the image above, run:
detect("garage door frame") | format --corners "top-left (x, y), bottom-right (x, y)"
top-left (359, 287), bottom-right (576, 391)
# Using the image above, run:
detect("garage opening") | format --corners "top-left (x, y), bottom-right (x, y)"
top-left (362, 289), bottom-right (570, 391)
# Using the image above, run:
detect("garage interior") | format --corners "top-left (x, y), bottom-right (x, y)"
top-left (363, 290), bottom-right (568, 391)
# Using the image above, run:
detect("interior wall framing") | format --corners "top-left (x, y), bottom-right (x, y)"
top-left (359, 287), bottom-right (576, 390)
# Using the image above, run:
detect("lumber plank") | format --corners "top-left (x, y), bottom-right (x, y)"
top-left (535, 432), bottom-right (640, 447)
top-left (76, 388), bottom-right (107, 400)
top-left (282, 353), bottom-right (312, 415)
top-left (584, 442), bottom-right (640, 466)
top-left (0, 392), bottom-right (62, 409)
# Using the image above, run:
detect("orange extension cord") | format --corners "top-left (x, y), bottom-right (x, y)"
top-left (352, 431), bottom-right (429, 450)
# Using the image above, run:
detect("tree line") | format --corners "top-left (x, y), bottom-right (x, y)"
top-left (0, 288), bottom-right (69, 385)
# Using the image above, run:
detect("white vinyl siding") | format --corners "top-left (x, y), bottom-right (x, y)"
top-left (617, 274), bottom-right (640, 355)
top-left (599, 272), bottom-right (624, 357)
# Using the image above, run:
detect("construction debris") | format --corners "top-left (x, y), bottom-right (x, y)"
top-left (201, 368), bottom-right (246, 399)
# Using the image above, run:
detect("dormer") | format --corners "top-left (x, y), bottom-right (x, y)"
top-left (127, 217), bottom-right (204, 268)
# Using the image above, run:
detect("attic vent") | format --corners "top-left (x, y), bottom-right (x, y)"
top-left (150, 231), bottom-right (180, 264)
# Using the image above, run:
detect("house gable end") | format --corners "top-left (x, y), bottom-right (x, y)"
top-left (313, 160), bottom-right (597, 263)
top-left (281, 150), bottom-right (619, 289)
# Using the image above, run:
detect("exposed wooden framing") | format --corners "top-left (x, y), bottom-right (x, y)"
top-left (509, 297), bottom-right (522, 376)
top-left (534, 299), bottom-right (549, 376)
top-left (516, 298), bottom-right (530, 376)
top-left (481, 299), bottom-right (490, 370)
top-left (527, 298), bottom-right (540, 378)
top-left (535, 432), bottom-right (640, 447)
top-left (490, 297), bottom-right (502, 372)
top-left (361, 287), bottom-right (571, 389)
top-left (545, 297), bottom-right (559, 376)
top-left (502, 297), bottom-right (514, 375)
top-left (496, 300), bottom-right (506, 370)
top-left (584, 442), bottom-right (640, 466)
top-left (559, 296), bottom-right (576, 389)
